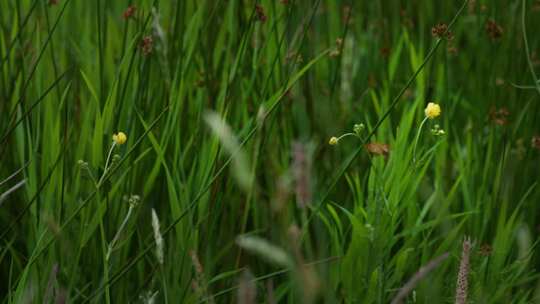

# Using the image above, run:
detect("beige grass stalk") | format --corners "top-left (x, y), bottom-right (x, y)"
top-left (151, 208), bottom-right (164, 265)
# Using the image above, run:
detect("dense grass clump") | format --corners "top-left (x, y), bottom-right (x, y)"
top-left (1, 0), bottom-right (540, 303)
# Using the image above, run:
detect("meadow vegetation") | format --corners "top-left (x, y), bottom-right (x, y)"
top-left (1, 0), bottom-right (540, 303)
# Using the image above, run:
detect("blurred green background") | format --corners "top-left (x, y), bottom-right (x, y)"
top-left (1, 0), bottom-right (540, 303)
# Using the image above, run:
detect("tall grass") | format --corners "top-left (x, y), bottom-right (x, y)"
top-left (1, 0), bottom-right (540, 303)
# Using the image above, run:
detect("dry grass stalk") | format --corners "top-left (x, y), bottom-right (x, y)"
top-left (391, 252), bottom-right (450, 304)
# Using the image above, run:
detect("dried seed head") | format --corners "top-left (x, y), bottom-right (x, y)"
top-left (255, 4), bottom-right (267, 22)
top-left (431, 23), bottom-right (453, 40)
top-left (123, 5), bottom-right (137, 20)
top-left (455, 237), bottom-right (472, 304)
top-left (478, 243), bottom-right (493, 256)
top-left (140, 36), bottom-right (154, 56)
top-left (489, 106), bottom-right (510, 126)
top-left (486, 19), bottom-right (503, 41)
top-left (532, 135), bottom-right (540, 151)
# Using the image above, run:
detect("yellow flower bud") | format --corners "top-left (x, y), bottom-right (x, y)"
top-left (424, 102), bottom-right (441, 119)
top-left (329, 136), bottom-right (339, 146)
top-left (113, 132), bottom-right (127, 145)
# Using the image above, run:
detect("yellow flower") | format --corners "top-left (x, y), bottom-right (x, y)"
top-left (113, 132), bottom-right (127, 145)
top-left (329, 136), bottom-right (339, 146)
top-left (424, 102), bottom-right (441, 119)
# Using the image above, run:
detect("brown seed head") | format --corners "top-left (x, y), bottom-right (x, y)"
top-left (489, 106), bottom-right (510, 126)
top-left (455, 237), bottom-right (472, 304)
top-left (255, 4), bottom-right (267, 22)
top-left (123, 5), bottom-right (137, 20)
top-left (478, 243), bottom-right (493, 256)
top-left (486, 19), bottom-right (503, 41)
top-left (532, 135), bottom-right (540, 151)
top-left (140, 36), bottom-right (154, 56)
top-left (431, 23), bottom-right (453, 40)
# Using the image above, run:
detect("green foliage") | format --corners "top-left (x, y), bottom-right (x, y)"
top-left (1, 0), bottom-right (539, 303)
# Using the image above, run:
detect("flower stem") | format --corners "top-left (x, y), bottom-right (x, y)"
top-left (105, 203), bottom-right (135, 262)
top-left (412, 117), bottom-right (429, 165)
top-left (97, 142), bottom-right (116, 187)
top-left (337, 132), bottom-right (360, 141)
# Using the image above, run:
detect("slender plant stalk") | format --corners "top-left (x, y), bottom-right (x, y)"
top-left (412, 116), bottom-right (429, 164)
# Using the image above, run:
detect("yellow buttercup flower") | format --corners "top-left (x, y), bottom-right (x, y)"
top-left (329, 136), bottom-right (339, 146)
top-left (425, 102), bottom-right (441, 119)
top-left (113, 132), bottom-right (127, 145)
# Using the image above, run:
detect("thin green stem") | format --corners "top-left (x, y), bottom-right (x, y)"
top-left (83, 167), bottom-right (98, 188)
top-left (413, 117), bottom-right (429, 165)
top-left (337, 132), bottom-right (360, 142)
top-left (106, 204), bottom-right (135, 262)
top-left (100, 220), bottom-right (111, 304)
top-left (98, 142), bottom-right (116, 187)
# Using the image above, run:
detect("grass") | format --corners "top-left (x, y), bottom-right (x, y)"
top-left (1, 0), bottom-right (540, 303)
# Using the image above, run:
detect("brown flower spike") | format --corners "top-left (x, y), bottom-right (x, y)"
top-left (455, 237), bottom-right (472, 304)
